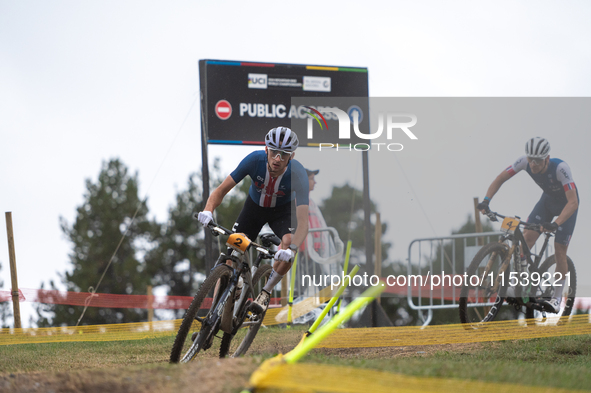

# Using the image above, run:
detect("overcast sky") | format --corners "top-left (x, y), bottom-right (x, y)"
top-left (2, 1), bottom-right (591, 327)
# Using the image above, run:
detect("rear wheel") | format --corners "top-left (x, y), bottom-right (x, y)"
top-left (220, 264), bottom-right (273, 357)
top-left (170, 264), bottom-right (232, 363)
top-left (459, 242), bottom-right (509, 327)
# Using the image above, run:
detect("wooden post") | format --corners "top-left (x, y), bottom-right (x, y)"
top-left (374, 213), bottom-right (382, 304)
top-left (147, 285), bottom-right (154, 324)
top-left (473, 198), bottom-right (484, 246)
top-left (5, 212), bottom-right (22, 329)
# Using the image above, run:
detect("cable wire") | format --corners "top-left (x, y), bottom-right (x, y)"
top-left (75, 94), bottom-right (200, 326)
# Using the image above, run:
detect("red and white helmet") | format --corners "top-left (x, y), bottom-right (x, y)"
top-left (525, 137), bottom-right (551, 159)
top-left (265, 127), bottom-right (299, 152)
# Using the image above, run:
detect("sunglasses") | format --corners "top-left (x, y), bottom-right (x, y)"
top-left (527, 157), bottom-right (545, 166)
top-left (268, 149), bottom-right (292, 161)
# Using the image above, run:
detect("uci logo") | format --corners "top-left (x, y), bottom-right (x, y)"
top-left (305, 106), bottom-right (418, 152)
top-left (248, 73), bottom-right (267, 89)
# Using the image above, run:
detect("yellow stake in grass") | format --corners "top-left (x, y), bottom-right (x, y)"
top-left (284, 284), bottom-right (385, 364)
top-left (306, 265), bottom-right (360, 337)
top-left (336, 240), bottom-right (353, 314)
top-left (286, 252), bottom-right (298, 325)
top-left (241, 284), bottom-right (385, 393)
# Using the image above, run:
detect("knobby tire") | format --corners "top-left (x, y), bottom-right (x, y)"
top-left (533, 255), bottom-right (577, 319)
top-left (459, 242), bottom-right (508, 327)
top-left (170, 264), bottom-right (232, 363)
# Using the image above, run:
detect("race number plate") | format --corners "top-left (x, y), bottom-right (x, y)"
top-left (500, 217), bottom-right (519, 234)
top-left (227, 233), bottom-right (251, 253)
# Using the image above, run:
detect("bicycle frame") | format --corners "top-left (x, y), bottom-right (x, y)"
top-left (459, 211), bottom-right (576, 327)
top-left (207, 225), bottom-right (277, 335)
top-left (171, 219), bottom-right (280, 362)
top-left (499, 225), bottom-right (552, 276)
top-left (490, 212), bottom-right (556, 309)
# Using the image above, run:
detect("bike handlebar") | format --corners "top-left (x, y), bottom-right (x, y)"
top-left (486, 211), bottom-right (551, 233)
top-left (192, 213), bottom-right (276, 257)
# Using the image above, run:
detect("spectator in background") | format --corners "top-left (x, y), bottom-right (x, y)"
top-left (303, 169), bottom-right (334, 259)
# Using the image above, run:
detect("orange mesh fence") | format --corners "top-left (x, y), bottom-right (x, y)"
top-left (0, 307), bottom-right (284, 346)
top-left (0, 288), bottom-right (283, 309)
top-left (1, 288), bottom-right (590, 311)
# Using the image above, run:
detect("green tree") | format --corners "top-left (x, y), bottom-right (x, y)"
top-left (144, 172), bottom-right (206, 319)
top-left (36, 159), bottom-right (155, 326)
top-left (319, 183), bottom-right (391, 266)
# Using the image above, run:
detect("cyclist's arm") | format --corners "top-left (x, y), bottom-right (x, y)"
top-left (554, 188), bottom-right (579, 226)
top-left (484, 170), bottom-right (513, 200)
top-left (203, 175), bottom-right (237, 212)
top-left (290, 204), bottom-right (309, 248)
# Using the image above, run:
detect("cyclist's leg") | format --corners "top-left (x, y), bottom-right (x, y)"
top-left (251, 202), bottom-right (293, 313)
top-left (233, 198), bottom-right (281, 313)
top-left (552, 204), bottom-right (577, 278)
top-left (539, 198), bottom-right (577, 311)
top-left (524, 194), bottom-right (551, 250)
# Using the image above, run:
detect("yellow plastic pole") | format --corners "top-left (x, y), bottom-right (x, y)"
top-left (336, 240), bottom-right (353, 314)
top-left (307, 265), bottom-right (360, 336)
top-left (284, 284), bottom-right (385, 364)
top-left (287, 252), bottom-right (298, 324)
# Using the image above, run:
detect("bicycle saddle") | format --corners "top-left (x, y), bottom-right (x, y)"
top-left (259, 233), bottom-right (281, 247)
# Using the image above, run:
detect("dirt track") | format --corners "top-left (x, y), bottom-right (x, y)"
top-left (0, 342), bottom-right (484, 393)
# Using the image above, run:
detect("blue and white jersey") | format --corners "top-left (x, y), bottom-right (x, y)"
top-left (505, 156), bottom-right (577, 203)
top-left (230, 150), bottom-right (309, 208)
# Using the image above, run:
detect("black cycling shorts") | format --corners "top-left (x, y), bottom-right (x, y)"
top-left (232, 196), bottom-right (294, 242)
top-left (527, 193), bottom-right (578, 246)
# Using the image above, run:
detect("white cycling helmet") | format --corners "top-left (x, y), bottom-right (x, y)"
top-left (265, 127), bottom-right (299, 152)
top-left (525, 137), bottom-right (550, 159)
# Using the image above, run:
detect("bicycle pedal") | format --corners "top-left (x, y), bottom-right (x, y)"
top-left (195, 316), bottom-right (205, 323)
top-left (247, 312), bottom-right (261, 323)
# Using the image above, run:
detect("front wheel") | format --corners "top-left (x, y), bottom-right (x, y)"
top-left (220, 264), bottom-right (273, 358)
top-left (459, 242), bottom-right (509, 327)
top-left (529, 254), bottom-right (577, 321)
top-left (170, 264), bottom-right (232, 363)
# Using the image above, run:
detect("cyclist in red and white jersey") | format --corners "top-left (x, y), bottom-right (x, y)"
top-left (197, 127), bottom-right (309, 314)
top-left (477, 137), bottom-right (579, 313)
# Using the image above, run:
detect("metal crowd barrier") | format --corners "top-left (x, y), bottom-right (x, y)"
top-left (407, 232), bottom-right (502, 327)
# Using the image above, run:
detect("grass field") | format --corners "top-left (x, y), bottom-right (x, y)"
top-left (1, 325), bottom-right (590, 392)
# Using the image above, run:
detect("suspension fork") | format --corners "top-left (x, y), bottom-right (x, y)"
top-left (232, 261), bottom-right (255, 321)
top-left (251, 252), bottom-right (264, 278)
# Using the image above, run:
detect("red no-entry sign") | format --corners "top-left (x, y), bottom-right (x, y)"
top-left (215, 100), bottom-right (232, 120)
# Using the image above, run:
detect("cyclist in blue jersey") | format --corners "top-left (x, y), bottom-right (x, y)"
top-left (197, 127), bottom-right (309, 314)
top-left (477, 137), bottom-right (579, 313)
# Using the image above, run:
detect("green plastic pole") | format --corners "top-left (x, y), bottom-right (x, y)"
top-left (287, 252), bottom-right (298, 324)
top-left (336, 240), bottom-right (353, 314)
top-left (284, 284), bottom-right (385, 364)
top-left (307, 265), bottom-right (360, 335)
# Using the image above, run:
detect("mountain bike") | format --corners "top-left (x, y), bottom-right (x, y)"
top-left (459, 211), bottom-right (577, 327)
top-left (170, 219), bottom-right (280, 363)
